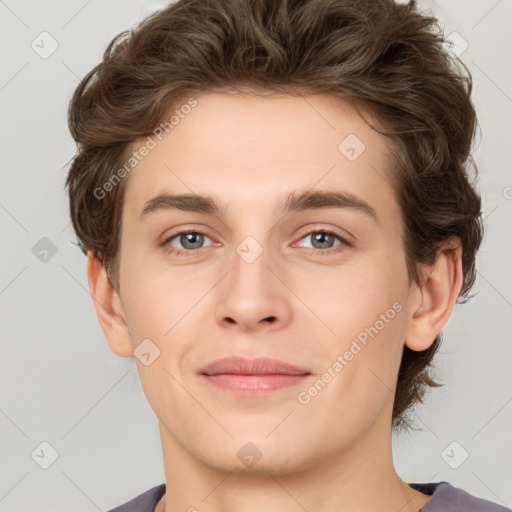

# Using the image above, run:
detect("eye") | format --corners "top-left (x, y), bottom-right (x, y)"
top-left (161, 228), bottom-right (351, 257)
top-left (295, 229), bottom-right (350, 255)
top-left (162, 230), bottom-right (213, 255)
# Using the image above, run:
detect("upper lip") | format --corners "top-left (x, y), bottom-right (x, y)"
top-left (198, 357), bottom-right (310, 376)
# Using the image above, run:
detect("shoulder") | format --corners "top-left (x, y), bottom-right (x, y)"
top-left (410, 481), bottom-right (510, 511)
top-left (106, 483), bottom-right (166, 512)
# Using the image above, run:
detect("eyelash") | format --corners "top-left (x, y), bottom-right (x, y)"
top-left (161, 228), bottom-right (351, 257)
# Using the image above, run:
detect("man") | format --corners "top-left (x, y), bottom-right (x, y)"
top-left (65, 0), bottom-right (509, 510)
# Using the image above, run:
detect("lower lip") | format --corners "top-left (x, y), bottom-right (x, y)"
top-left (201, 374), bottom-right (310, 395)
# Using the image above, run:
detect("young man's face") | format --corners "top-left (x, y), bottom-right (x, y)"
top-left (102, 92), bottom-right (428, 473)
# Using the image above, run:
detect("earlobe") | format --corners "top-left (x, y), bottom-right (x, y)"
top-left (404, 239), bottom-right (463, 352)
top-left (86, 251), bottom-right (133, 358)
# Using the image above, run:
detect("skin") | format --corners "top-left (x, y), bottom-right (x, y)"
top-left (87, 92), bottom-right (463, 512)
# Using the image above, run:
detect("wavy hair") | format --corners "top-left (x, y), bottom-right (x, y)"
top-left (65, 0), bottom-right (483, 430)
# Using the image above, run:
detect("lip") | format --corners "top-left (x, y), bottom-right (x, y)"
top-left (198, 356), bottom-right (309, 376)
top-left (198, 357), bottom-right (311, 396)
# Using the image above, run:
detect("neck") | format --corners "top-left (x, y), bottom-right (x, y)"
top-left (155, 413), bottom-right (430, 512)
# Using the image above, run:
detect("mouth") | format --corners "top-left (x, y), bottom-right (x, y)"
top-left (198, 357), bottom-right (312, 395)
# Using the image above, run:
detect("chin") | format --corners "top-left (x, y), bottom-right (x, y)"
top-left (195, 435), bottom-right (315, 476)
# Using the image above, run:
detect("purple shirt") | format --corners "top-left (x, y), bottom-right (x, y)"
top-left (107, 481), bottom-right (510, 511)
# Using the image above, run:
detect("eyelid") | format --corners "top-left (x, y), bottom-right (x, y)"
top-left (293, 224), bottom-right (353, 245)
top-left (160, 223), bottom-right (211, 240)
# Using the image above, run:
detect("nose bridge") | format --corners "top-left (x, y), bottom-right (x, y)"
top-left (229, 231), bottom-right (275, 294)
top-left (226, 203), bottom-right (279, 282)
top-left (214, 228), bottom-right (292, 330)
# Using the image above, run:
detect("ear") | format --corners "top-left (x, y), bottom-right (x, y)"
top-left (404, 238), bottom-right (463, 351)
top-left (86, 251), bottom-right (133, 358)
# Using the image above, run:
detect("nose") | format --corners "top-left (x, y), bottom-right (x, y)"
top-left (214, 239), bottom-right (293, 333)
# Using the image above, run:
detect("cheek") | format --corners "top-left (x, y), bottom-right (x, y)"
top-left (120, 262), bottom-right (202, 340)
top-left (122, 272), bottom-right (198, 418)
top-left (294, 257), bottom-right (408, 403)
top-left (291, 256), bottom-right (406, 340)
top-left (297, 297), bottom-right (407, 445)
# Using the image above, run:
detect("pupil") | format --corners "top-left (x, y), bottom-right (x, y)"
top-left (182, 233), bottom-right (202, 249)
top-left (314, 232), bottom-right (332, 248)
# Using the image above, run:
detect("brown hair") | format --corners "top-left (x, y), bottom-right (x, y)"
top-left (65, 0), bottom-right (483, 431)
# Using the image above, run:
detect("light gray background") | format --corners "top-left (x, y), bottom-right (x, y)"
top-left (1, 0), bottom-right (511, 510)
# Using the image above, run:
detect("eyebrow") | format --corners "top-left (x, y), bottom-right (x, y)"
top-left (139, 189), bottom-right (378, 223)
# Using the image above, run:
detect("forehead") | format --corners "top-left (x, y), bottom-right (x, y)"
top-left (122, 92), bottom-right (398, 226)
